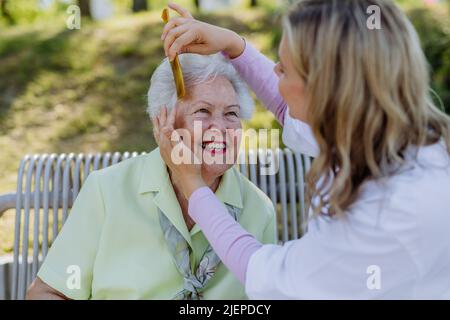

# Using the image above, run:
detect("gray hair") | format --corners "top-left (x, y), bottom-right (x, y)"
top-left (147, 53), bottom-right (254, 120)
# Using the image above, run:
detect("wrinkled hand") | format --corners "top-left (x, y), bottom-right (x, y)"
top-left (161, 2), bottom-right (245, 61)
top-left (152, 106), bottom-right (206, 199)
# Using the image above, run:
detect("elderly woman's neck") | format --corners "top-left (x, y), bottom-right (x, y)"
top-left (169, 170), bottom-right (221, 198)
top-left (168, 169), bottom-right (221, 230)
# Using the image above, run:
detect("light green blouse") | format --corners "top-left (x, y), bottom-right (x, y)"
top-left (37, 148), bottom-right (276, 299)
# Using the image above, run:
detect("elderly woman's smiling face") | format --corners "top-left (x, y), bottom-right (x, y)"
top-left (174, 75), bottom-right (242, 180)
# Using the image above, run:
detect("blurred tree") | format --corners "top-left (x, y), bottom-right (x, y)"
top-left (0, 0), bottom-right (14, 24)
top-left (407, 8), bottom-right (450, 113)
top-left (78, 0), bottom-right (92, 17)
top-left (194, 0), bottom-right (200, 10)
top-left (250, 0), bottom-right (258, 7)
top-left (132, 0), bottom-right (148, 12)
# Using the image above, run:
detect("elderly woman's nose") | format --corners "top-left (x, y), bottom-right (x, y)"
top-left (207, 117), bottom-right (228, 132)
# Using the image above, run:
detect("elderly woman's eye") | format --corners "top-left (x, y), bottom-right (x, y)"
top-left (195, 108), bottom-right (209, 114)
top-left (227, 111), bottom-right (239, 117)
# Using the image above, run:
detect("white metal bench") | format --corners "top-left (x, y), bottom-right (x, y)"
top-left (0, 149), bottom-right (311, 300)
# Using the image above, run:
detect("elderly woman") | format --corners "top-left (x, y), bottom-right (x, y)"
top-left (26, 53), bottom-right (276, 300)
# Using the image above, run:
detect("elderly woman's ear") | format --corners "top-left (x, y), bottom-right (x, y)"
top-left (152, 105), bottom-right (167, 145)
top-left (152, 114), bottom-right (160, 145)
top-left (152, 105), bottom-right (178, 146)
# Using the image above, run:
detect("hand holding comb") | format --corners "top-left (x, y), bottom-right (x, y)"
top-left (161, 7), bottom-right (186, 99)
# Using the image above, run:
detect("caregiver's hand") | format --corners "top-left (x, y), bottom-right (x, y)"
top-left (152, 106), bottom-right (207, 199)
top-left (161, 2), bottom-right (245, 61)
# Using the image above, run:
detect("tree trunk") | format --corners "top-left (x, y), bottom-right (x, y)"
top-left (0, 0), bottom-right (14, 24)
top-left (194, 0), bottom-right (200, 10)
top-left (78, 0), bottom-right (91, 18)
top-left (250, 0), bottom-right (257, 7)
top-left (132, 0), bottom-right (148, 12)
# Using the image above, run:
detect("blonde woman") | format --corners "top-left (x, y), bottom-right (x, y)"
top-left (154, 1), bottom-right (450, 299)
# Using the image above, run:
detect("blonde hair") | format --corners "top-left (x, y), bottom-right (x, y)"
top-left (283, 0), bottom-right (450, 216)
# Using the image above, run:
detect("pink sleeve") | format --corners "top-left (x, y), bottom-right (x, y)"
top-left (226, 40), bottom-right (288, 125)
top-left (188, 187), bottom-right (262, 284)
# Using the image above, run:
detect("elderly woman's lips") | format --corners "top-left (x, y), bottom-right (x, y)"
top-left (202, 141), bottom-right (227, 154)
top-left (202, 141), bottom-right (226, 148)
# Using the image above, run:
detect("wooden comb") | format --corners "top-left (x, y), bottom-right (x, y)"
top-left (161, 7), bottom-right (186, 99)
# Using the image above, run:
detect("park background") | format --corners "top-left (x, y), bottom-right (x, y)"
top-left (0, 0), bottom-right (449, 257)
